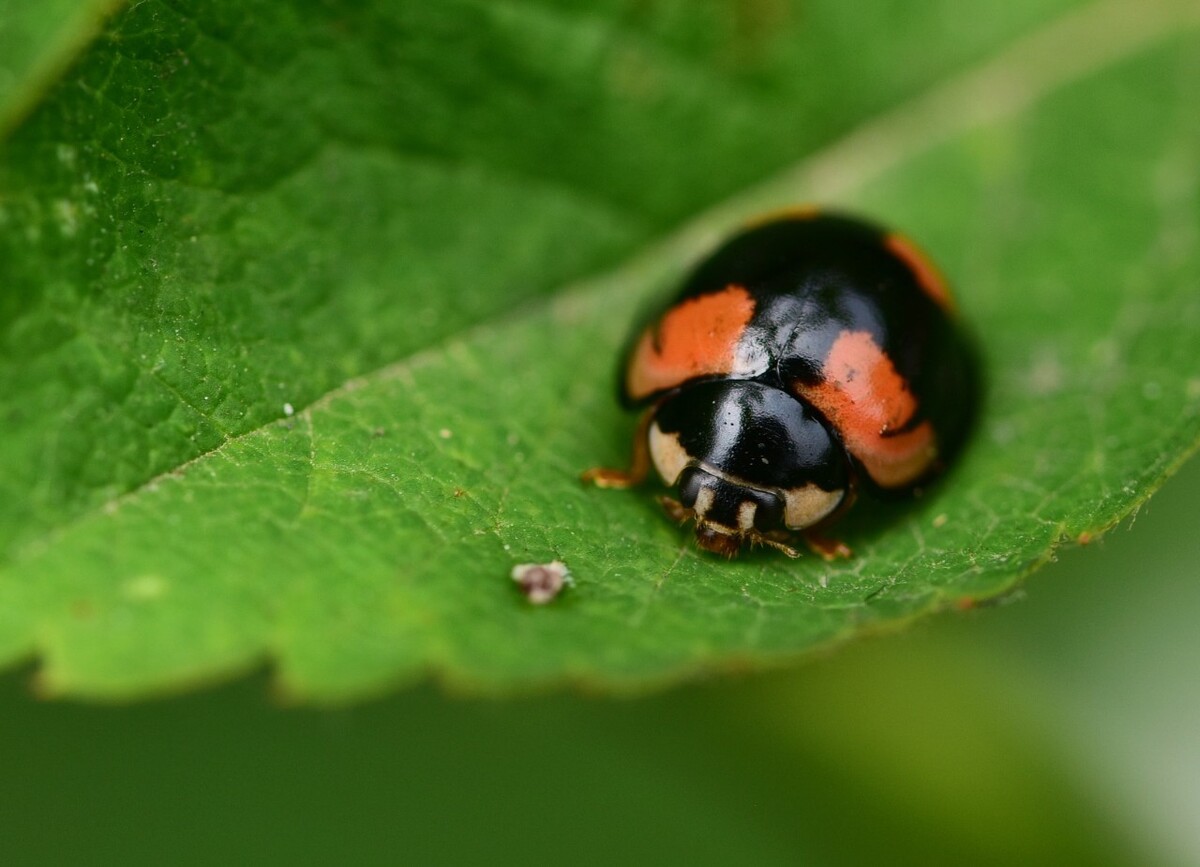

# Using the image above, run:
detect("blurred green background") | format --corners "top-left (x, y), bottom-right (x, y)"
top-left (1, 455), bottom-right (1195, 866)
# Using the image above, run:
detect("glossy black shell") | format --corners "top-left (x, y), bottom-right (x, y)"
top-left (654, 379), bottom-right (847, 493)
top-left (627, 212), bottom-right (978, 493)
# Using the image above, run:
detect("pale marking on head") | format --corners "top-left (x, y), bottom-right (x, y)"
top-left (648, 423), bottom-right (693, 486)
top-left (782, 484), bottom-right (844, 530)
top-left (650, 442), bottom-right (843, 533)
top-left (737, 500), bottom-right (758, 531)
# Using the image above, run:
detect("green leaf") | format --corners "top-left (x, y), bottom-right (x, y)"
top-left (1, 0), bottom-right (1197, 700)
top-left (7, 459), bottom-right (1196, 865)
top-left (0, 0), bottom-right (120, 135)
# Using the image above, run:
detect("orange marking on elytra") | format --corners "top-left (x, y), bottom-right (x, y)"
top-left (626, 285), bottom-right (756, 400)
top-left (797, 330), bottom-right (937, 488)
top-left (885, 233), bottom-right (954, 311)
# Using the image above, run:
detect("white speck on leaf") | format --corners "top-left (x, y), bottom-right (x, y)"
top-left (283, 403), bottom-right (295, 416)
top-left (511, 561), bottom-right (573, 605)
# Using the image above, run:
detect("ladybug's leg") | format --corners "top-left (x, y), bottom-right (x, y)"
top-left (749, 530), bottom-right (801, 559)
top-left (657, 495), bottom-right (691, 523)
top-left (801, 530), bottom-right (853, 561)
top-left (581, 408), bottom-right (654, 489)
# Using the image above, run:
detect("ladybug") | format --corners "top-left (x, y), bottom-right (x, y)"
top-left (583, 210), bottom-right (977, 559)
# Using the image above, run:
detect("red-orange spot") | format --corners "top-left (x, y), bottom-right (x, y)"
top-left (797, 330), bottom-right (937, 488)
top-left (885, 233), bottom-right (954, 311)
top-left (626, 285), bottom-right (756, 400)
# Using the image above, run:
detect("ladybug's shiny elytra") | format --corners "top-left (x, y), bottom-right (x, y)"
top-left (584, 211), bottom-right (977, 559)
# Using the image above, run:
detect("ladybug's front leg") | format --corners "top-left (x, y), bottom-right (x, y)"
top-left (581, 408), bottom-right (654, 489)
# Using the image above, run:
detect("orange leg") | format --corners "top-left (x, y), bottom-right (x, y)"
top-left (658, 495), bottom-right (691, 523)
top-left (581, 409), bottom-right (654, 489)
top-left (802, 530), bottom-right (853, 561)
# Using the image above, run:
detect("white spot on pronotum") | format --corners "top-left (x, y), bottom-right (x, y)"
top-left (780, 484), bottom-right (843, 530)
top-left (648, 423), bottom-right (692, 486)
top-left (438, 428), bottom-right (452, 439)
top-left (283, 403), bottom-right (295, 416)
top-left (511, 560), bottom-right (573, 605)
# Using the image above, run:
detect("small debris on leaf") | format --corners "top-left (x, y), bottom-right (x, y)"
top-left (511, 560), bottom-right (572, 605)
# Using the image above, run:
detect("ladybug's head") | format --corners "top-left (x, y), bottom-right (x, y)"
top-left (647, 380), bottom-right (849, 557)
